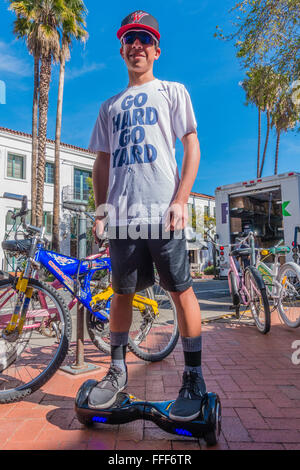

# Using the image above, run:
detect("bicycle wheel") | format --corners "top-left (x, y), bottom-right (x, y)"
top-left (85, 286), bottom-right (157, 356)
top-left (244, 267), bottom-right (271, 334)
top-left (128, 283), bottom-right (179, 362)
top-left (86, 311), bottom-right (110, 355)
top-left (277, 262), bottom-right (300, 328)
top-left (0, 278), bottom-right (72, 403)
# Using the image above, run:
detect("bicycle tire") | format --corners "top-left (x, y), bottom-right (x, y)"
top-left (228, 271), bottom-right (240, 306)
top-left (277, 262), bottom-right (300, 328)
top-left (244, 267), bottom-right (271, 334)
top-left (128, 283), bottom-right (179, 362)
top-left (86, 283), bottom-right (179, 362)
top-left (0, 278), bottom-right (72, 403)
top-left (85, 286), bottom-right (155, 356)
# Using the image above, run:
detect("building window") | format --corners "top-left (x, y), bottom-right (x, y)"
top-left (204, 206), bottom-right (209, 217)
top-left (44, 212), bottom-right (53, 234)
top-left (7, 153), bottom-right (25, 179)
top-left (45, 162), bottom-right (54, 184)
top-left (74, 168), bottom-right (92, 202)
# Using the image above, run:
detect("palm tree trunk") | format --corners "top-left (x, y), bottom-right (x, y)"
top-left (31, 54), bottom-right (39, 226)
top-left (274, 129), bottom-right (281, 175)
top-left (257, 108), bottom-right (261, 178)
top-left (259, 109), bottom-right (270, 178)
top-left (36, 53), bottom-right (52, 228)
top-left (52, 54), bottom-right (66, 252)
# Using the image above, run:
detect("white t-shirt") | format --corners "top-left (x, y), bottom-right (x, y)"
top-left (89, 78), bottom-right (197, 226)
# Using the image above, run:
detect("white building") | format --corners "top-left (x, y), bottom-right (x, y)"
top-left (0, 126), bottom-right (215, 271)
top-left (0, 126), bottom-right (96, 269)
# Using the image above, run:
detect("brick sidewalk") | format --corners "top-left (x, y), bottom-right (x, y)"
top-left (0, 310), bottom-right (300, 450)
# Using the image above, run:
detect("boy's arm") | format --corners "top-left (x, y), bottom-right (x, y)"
top-left (92, 151), bottom-right (110, 239)
top-left (165, 131), bottom-right (200, 231)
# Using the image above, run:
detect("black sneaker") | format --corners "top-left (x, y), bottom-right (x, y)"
top-left (88, 364), bottom-right (128, 409)
top-left (169, 371), bottom-right (207, 422)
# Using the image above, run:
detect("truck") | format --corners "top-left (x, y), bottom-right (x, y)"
top-left (214, 172), bottom-right (300, 278)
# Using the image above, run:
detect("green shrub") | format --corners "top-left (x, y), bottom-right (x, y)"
top-left (204, 265), bottom-right (214, 275)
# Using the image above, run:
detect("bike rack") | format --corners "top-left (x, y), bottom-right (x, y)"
top-left (60, 302), bottom-right (101, 375)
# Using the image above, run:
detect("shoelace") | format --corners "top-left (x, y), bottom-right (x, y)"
top-left (179, 372), bottom-right (204, 399)
top-left (102, 366), bottom-right (123, 389)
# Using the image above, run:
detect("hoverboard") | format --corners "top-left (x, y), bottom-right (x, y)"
top-left (75, 379), bottom-right (221, 446)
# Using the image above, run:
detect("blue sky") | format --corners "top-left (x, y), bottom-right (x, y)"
top-left (0, 0), bottom-right (299, 196)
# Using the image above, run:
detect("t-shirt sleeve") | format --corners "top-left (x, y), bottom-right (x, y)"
top-left (171, 84), bottom-right (197, 141)
top-left (88, 103), bottom-right (110, 153)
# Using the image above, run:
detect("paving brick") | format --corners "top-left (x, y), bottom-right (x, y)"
top-left (235, 408), bottom-right (269, 429)
top-left (250, 399), bottom-right (284, 418)
top-left (221, 416), bottom-right (251, 442)
top-left (171, 440), bottom-right (201, 450)
top-left (6, 418), bottom-right (46, 443)
top-left (228, 442), bottom-right (285, 450)
top-left (116, 439), bottom-right (172, 450)
top-left (0, 318), bottom-right (299, 451)
top-left (248, 429), bottom-right (300, 443)
top-left (265, 418), bottom-right (300, 430)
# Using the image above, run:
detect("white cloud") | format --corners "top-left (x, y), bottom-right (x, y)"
top-left (0, 41), bottom-right (31, 77)
top-left (65, 62), bottom-right (106, 80)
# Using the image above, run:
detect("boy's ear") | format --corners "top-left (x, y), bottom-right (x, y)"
top-left (120, 46), bottom-right (125, 59)
top-left (154, 46), bottom-right (161, 60)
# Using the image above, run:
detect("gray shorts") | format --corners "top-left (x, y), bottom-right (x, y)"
top-left (108, 224), bottom-right (192, 294)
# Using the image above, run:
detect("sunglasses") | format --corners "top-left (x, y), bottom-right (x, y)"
top-left (122, 31), bottom-right (156, 45)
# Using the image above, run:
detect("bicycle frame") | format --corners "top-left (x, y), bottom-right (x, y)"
top-left (228, 253), bottom-right (249, 306)
top-left (257, 259), bottom-right (280, 299)
top-left (35, 246), bottom-right (112, 321)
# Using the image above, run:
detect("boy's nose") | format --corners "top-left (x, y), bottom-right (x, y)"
top-left (132, 38), bottom-right (143, 47)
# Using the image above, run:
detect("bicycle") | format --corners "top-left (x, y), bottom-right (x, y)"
top-left (257, 241), bottom-right (300, 328)
top-left (227, 232), bottom-right (271, 334)
top-left (0, 193), bottom-right (178, 403)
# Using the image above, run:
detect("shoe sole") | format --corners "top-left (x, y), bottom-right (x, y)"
top-left (169, 409), bottom-right (200, 422)
top-left (87, 383), bottom-right (127, 410)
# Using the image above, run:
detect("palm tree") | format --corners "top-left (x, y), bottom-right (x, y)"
top-left (242, 65), bottom-right (283, 178)
top-left (241, 67), bottom-right (265, 177)
top-left (9, 5), bottom-right (41, 225)
top-left (52, 0), bottom-right (88, 252)
top-left (9, 0), bottom-right (66, 228)
top-left (271, 87), bottom-right (300, 175)
top-left (258, 68), bottom-right (282, 178)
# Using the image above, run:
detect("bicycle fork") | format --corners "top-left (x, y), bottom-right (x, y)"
top-left (2, 274), bottom-right (34, 341)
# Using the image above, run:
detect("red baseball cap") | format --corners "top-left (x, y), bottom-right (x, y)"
top-left (117, 11), bottom-right (160, 42)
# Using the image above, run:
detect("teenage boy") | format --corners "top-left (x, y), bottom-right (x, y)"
top-left (88, 10), bottom-right (207, 422)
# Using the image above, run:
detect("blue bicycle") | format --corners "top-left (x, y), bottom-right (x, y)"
top-left (0, 194), bottom-right (178, 403)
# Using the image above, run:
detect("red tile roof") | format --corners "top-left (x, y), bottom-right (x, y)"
top-left (0, 126), bottom-right (96, 155)
top-left (190, 191), bottom-right (215, 200)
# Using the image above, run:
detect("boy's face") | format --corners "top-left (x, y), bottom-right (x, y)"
top-left (120, 30), bottom-right (161, 74)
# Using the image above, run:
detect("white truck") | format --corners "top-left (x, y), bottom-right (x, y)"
top-left (214, 172), bottom-right (300, 278)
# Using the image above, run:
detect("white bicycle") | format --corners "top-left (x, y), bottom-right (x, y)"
top-left (256, 241), bottom-right (300, 328)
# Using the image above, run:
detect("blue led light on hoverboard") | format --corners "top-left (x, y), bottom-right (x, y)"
top-left (92, 416), bottom-right (108, 423)
top-left (175, 428), bottom-right (193, 437)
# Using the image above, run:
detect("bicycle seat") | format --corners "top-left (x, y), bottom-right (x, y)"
top-left (269, 246), bottom-right (290, 255)
top-left (231, 247), bottom-right (252, 257)
top-left (2, 239), bottom-right (32, 254)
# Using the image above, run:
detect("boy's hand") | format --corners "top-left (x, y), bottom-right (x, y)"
top-left (165, 200), bottom-right (188, 231)
top-left (92, 216), bottom-right (107, 243)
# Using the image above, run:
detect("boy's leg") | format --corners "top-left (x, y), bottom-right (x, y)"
top-left (88, 293), bottom-right (134, 409)
top-left (147, 227), bottom-right (207, 421)
top-left (168, 287), bottom-right (207, 421)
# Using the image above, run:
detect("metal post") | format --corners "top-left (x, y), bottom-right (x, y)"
top-left (78, 209), bottom-right (87, 259)
top-left (60, 303), bottom-right (101, 375)
top-left (250, 232), bottom-right (256, 266)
